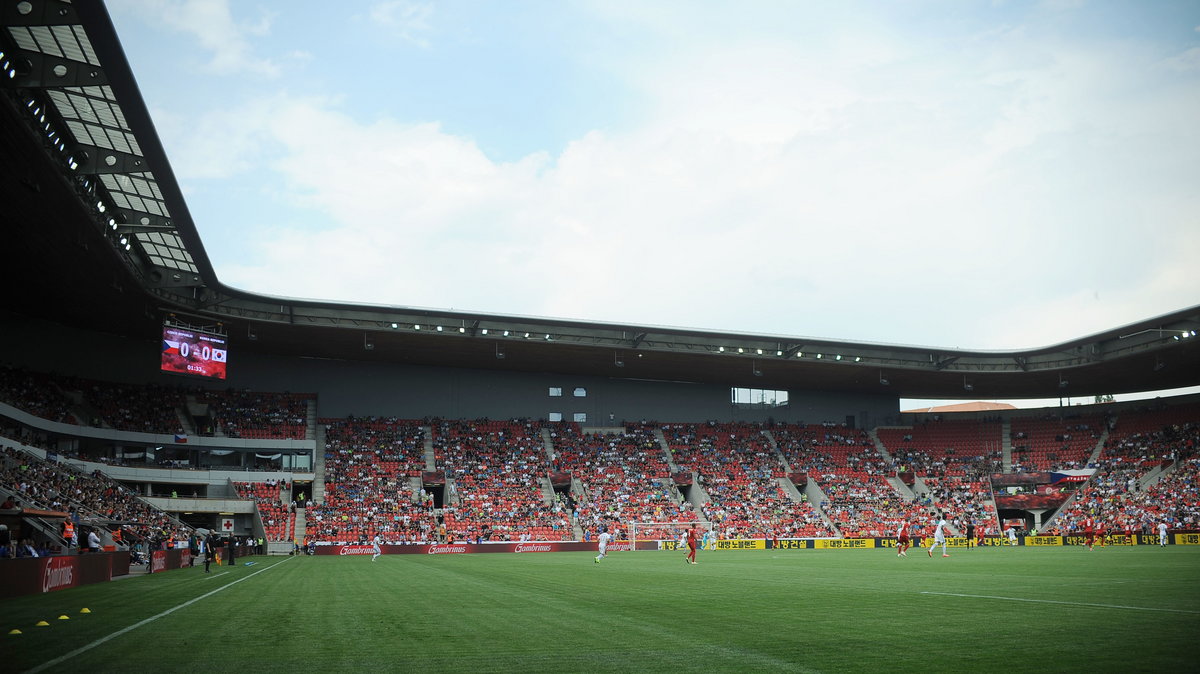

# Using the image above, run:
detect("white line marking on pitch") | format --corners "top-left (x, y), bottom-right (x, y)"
top-left (27, 557), bottom-right (295, 673)
top-left (920, 591), bottom-right (1200, 615)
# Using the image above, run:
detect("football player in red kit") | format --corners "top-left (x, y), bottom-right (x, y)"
top-left (896, 521), bottom-right (911, 557)
top-left (685, 524), bottom-right (699, 565)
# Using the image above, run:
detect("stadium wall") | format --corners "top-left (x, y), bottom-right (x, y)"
top-left (0, 313), bottom-right (896, 424)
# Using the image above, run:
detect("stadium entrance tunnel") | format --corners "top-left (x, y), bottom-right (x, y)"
top-left (422, 477), bottom-right (446, 508)
top-left (293, 480), bottom-right (313, 506)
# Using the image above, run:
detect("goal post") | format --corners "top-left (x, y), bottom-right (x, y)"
top-left (627, 521), bottom-right (715, 551)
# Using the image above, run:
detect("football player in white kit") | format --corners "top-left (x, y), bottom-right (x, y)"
top-left (371, 534), bottom-right (382, 561)
top-left (595, 528), bottom-right (612, 563)
top-left (927, 513), bottom-right (950, 558)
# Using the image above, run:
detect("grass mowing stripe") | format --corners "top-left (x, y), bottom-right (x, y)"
top-left (919, 591), bottom-right (1200, 615)
top-left (5, 548), bottom-right (1195, 672)
top-left (24, 557), bottom-right (294, 674)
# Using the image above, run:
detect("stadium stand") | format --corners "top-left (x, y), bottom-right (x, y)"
top-left (552, 422), bottom-right (693, 540)
top-left (1009, 412), bottom-right (1104, 472)
top-left (312, 417), bottom-right (437, 543)
top-left (201, 390), bottom-right (311, 439)
top-left (433, 419), bottom-right (570, 541)
top-left (233, 480), bottom-right (296, 542)
top-left (5, 359), bottom-right (1200, 551)
top-left (661, 422), bottom-right (832, 538)
top-left (1051, 404), bottom-right (1200, 535)
top-left (773, 423), bottom-right (926, 537)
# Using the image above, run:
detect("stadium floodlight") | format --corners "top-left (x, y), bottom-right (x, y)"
top-left (718, 346), bottom-right (725, 352)
top-left (738, 348), bottom-right (744, 354)
top-left (96, 201), bottom-right (106, 212)
top-left (480, 329), bottom-right (488, 335)
top-left (854, 356), bottom-right (862, 362)
top-left (436, 326), bottom-right (443, 332)
top-left (413, 324), bottom-right (420, 330)
top-left (815, 353), bottom-right (822, 359)
top-left (459, 327), bottom-right (466, 333)
top-left (756, 349), bottom-right (763, 355)
top-left (835, 354), bottom-right (842, 361)
top-left (390, 323), bottom-right (398, 329)
top-left (503, 330), bottom-right (510, 337)
top-left (524, 332), bottom-right (530, 338)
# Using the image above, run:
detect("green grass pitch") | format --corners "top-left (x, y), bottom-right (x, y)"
top-left (5, 546), bottom-right (1197, 673)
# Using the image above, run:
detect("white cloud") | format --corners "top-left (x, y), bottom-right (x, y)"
top-left (150, 4), bottom-right (1199, 351)
top-left (1162, 46), bottom-right (1200, 72)
top-left (369, 1), bottom-right (434, 47)
top-left (114, 0), bottom-right (279, 76)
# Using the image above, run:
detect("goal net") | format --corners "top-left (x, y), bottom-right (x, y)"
top-left (627, 521), bottom-right (715, 552)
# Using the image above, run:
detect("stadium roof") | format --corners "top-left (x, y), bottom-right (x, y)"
top-left (1, 1), bottom-right (1198, 401)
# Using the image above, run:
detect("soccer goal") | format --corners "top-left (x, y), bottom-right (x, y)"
top-left (627, 521), bottom-right (715, 552)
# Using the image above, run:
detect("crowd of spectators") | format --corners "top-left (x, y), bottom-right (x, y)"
top-left (1051, 406), bottom-right (1200, 535)
top-left (202, 390), bottom-right (311, 439)
top-left (1, 442), bottom-right (192, 552)
top-left (80, 380), bottom-right (187, 435)
top-left (434, 419), bottom-right (568, 541)
top-left (661, 422), bottom-right (832, 539)
top-left (312, 417), bottom-right (437, 543)
top-left (554, 423), bottom-right (691, 540)
top-left (0, 364), bottom-right (76, 423)
top-left (1009, 413), bottom-right (1104, 472)
top-left (0, 364), bottom-right (315, 440)
top-left (233, 481), bottom-right (295, 541)
top-left (771, 422), bottom-right (928, 537)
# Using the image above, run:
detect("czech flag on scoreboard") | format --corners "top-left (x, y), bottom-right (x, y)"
top-left (174, 433), bottom-right (188, 444)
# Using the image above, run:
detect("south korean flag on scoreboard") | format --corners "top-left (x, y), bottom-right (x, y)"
top-left (211, 348), bottom-right (227, 363)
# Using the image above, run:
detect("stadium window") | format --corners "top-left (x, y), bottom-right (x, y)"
top-left (549, 387), bottom-right (562, 397)
top-left (548, 412), bottom-right (563, 422)
top-left (573, 387), bottom-right (587, 397)
top-left (731, 387), bottom-right (789, 407)
top-left (573, 412), bottom-right (587, 423)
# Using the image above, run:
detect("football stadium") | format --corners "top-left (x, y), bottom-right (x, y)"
top-left (1, 2), bottom-right (1199, 672)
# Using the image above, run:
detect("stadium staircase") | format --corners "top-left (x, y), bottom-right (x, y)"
top-left (1040, 425), bottom-right (1111, 533)
top-left (802, 481), bottom-right (841, 536)
top-left (293, 508), bottom-right (307, 543)
top-left (1001, 418), bottom-right (1013, 471)
top-left (69, 392), bottom-right (104, 429)
top-left (176, 408), bottom-right (195, 437)
top-left (305, 399), bottom-right (317, 440)
top-left (422, 426), bottom-right (436, 471)
top-left (761, 430), bottom-right (790, 470)
top-left (1086, 428), bottom-right (1109, 466)
top-left (869, 429), bottom-right (918, 500)
top-left (311, 424), bottom-right (326, 504)
top-left (1140, 462), bottom-right (1172, 490)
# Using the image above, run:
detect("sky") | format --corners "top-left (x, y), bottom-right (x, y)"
top-left (104, 1), bottom-right (1200, 406)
